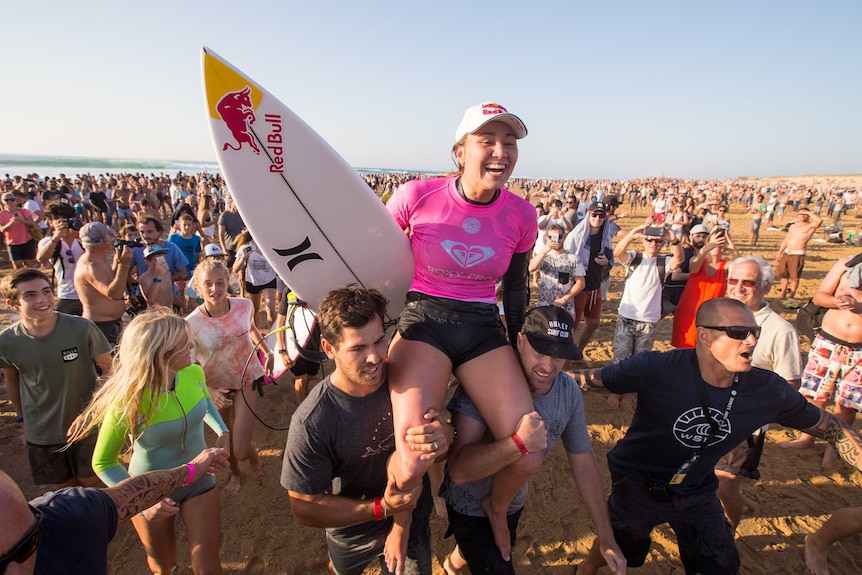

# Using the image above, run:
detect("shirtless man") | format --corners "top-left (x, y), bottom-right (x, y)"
top-left (138, 245), bottom-right (174, 308)
top-left (73, 222), bottom-right (133, 348)
top-left (780, 253), bottom-right (862, 467)
top-left (775, 208), bottom-right (822, 300)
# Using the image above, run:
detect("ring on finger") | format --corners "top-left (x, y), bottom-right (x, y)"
top-left (432, 441), bottom-right (438, 451)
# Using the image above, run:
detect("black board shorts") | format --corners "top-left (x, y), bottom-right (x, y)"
top-left (397, 291), bottom-right (508, 369)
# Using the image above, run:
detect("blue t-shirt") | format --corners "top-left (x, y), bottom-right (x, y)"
top-left (601, 349), bottom-right (820, 495)
top-left (131, 241), bottom-right (188, 279)
top-left (167, 232), bottom-right (202, 279)
top-left (32, 487), bottom-right (118, 575)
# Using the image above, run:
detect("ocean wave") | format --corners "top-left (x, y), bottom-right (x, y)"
top-left (0, 155), bottom-right (220, 174)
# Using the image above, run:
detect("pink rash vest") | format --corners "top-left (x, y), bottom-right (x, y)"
top-left (387, 177), bottom-right (537, 304)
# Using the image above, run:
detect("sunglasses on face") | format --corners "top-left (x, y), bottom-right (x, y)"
top-left (590, 212), bottom-right (606, 219)
top-left (0, 505), bottom-right (45, 571)
top-left (644, 238), bottom-right (664, 244)
top-left (699, 325), bottom-right (761, 340)
top-left (727, 278), bottom-right (757, 288)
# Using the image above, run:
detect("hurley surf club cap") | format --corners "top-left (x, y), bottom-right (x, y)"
top-left (455, 102), bottom-right (528, 143)
top-left (521, 306), bottom-right (583, 361)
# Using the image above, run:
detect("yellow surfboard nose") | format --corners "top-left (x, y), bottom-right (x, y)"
top-left (203, 49), bottom-right (263, 119)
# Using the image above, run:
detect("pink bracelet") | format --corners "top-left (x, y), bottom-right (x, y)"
top-left (182, 463), bottom-right (196, 487)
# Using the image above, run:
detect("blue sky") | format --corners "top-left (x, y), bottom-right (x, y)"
top-left (1, 1), bottom-right (859, 180)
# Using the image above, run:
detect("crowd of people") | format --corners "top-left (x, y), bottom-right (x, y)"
top-left (1, 105), bottom-right (862, 575)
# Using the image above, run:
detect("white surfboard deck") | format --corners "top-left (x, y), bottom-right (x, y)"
top-left (201, 47), bottom-right (413, 323)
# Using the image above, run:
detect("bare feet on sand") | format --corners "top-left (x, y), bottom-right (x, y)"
top-left (779, 436), bottom-right (815, 449)
top-left (225, 474), bottom-right (242, 494)
top-left (804, 533), bottom-right (831, 575)
top-left (821, 445), bottom-right (839, 469)
top-left (482, 496), bottom-right (512, 561)
top-left (383, 521), bottom-right (408, 575)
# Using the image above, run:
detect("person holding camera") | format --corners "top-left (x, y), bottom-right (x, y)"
top-left (609, 224), bottom-right (684, 407)
top-left (671, 226), bottom-right (738, 348)
top-left (73, 222), bottom-right (133, 348)
top-left (36, 203), bottom-right (85, 316)
top-left (529, 223), bottom-right (583, 316)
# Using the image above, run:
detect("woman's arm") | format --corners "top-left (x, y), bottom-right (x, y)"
top-left (501, 251), bottom-right (530, 342)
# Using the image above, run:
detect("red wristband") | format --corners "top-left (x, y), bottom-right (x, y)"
top-left (373, 497), bottom-right (384, 521)
top-left (182, 463), bottom-right (196, 487)
top-left (511, 432), bottom-right (528, 456)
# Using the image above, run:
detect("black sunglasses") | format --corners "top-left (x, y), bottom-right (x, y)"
top-left (699, 325), bottom-right (761, 340)
top-left (0, 505), bottom-right (45, 571)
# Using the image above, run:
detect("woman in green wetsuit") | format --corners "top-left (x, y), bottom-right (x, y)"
top-left (69, 306), bottom-right (230, 575)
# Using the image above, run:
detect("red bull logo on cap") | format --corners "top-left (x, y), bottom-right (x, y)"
top-left (217, 86), bottom-right (261, 155)
top-left (481, 102), bottom-right (508, 116)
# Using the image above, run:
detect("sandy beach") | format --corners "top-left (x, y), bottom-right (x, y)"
top-left (2, 175), bottom-right (862, 574)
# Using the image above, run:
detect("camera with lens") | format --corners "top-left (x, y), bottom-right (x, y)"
top-left (113, 239), bottom-right (144, 249)
top-left (64, 218), bottom-right (83, 231)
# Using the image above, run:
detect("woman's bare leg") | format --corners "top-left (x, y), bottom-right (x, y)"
top-left (131, 511), bottom-right (178, 574)
top-left (182, 487), bottom-right (224, 575)
top-left (229, 389), bottom-right (262, 493)
top-left (385, 334), bottom-right (453, 574)
top-left (454, 345), bottom-right (543, 561)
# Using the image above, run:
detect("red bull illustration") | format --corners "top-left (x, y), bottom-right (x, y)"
top-left (217, 86), bottom-right (260, 155)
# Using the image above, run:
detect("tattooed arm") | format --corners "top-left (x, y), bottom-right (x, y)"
top-left (799, 410), bottom-right (862, 471)
top-left (103, 447), bottom-right (230, 522)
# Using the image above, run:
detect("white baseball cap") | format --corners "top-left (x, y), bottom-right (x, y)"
top-left (204, 244), bottom-right (225, 257)
top-left (454, 102), bottom-right (527, 144)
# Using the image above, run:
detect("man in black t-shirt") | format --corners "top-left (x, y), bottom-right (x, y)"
top-left (572, 298), bottom-right (862, 575)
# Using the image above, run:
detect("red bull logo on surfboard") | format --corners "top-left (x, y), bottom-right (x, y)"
top-left (217, 86), bottom-right (260, 155)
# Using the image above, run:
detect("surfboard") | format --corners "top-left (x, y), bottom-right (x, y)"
top-left (201, 47), bottom-right (414, 323)
top-left (261, 294), bottom-right (325, 382)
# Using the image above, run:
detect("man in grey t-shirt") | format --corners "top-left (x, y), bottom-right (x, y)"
top-left (280, 287), bottom-right (452, 575)
top-left (441, 306), bottom-right (625, 575)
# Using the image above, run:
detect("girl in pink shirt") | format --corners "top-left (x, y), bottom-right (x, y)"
top-left (384, 102), bottom-right (541, 570)
top-left (0, 193), bottom-right (37, 268)
top-left (186, 258), bottom-right (274, 493)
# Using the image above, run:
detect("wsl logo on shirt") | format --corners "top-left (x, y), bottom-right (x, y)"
top-left (61, 347), bottom-right (79, 362)
top-left (672, 407), bottom-right (731, 448)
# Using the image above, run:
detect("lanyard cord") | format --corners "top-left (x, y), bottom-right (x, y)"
top-left (695, 372), bottom-right (738, 450)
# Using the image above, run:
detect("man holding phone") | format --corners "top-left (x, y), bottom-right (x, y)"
top-left (529, 223), bottom-right (583, 315)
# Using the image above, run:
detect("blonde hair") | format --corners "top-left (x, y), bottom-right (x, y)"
top-left (191, 256), bottom-right (231, 294)
top-left (197, 194), bottom-right (213, 221)
top-left (68, 307), bottom-right (190, 447)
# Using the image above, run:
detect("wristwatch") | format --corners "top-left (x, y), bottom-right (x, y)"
top-left (670, 240), bottom-right (681, 246)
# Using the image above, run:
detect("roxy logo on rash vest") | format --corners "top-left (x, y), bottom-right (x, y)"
top-left (441, 240), bottom-right (495, 269)
top-left (672, 407), bottom-right (731, 449)
top-left (217, 87), bottom-right (260, 155)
